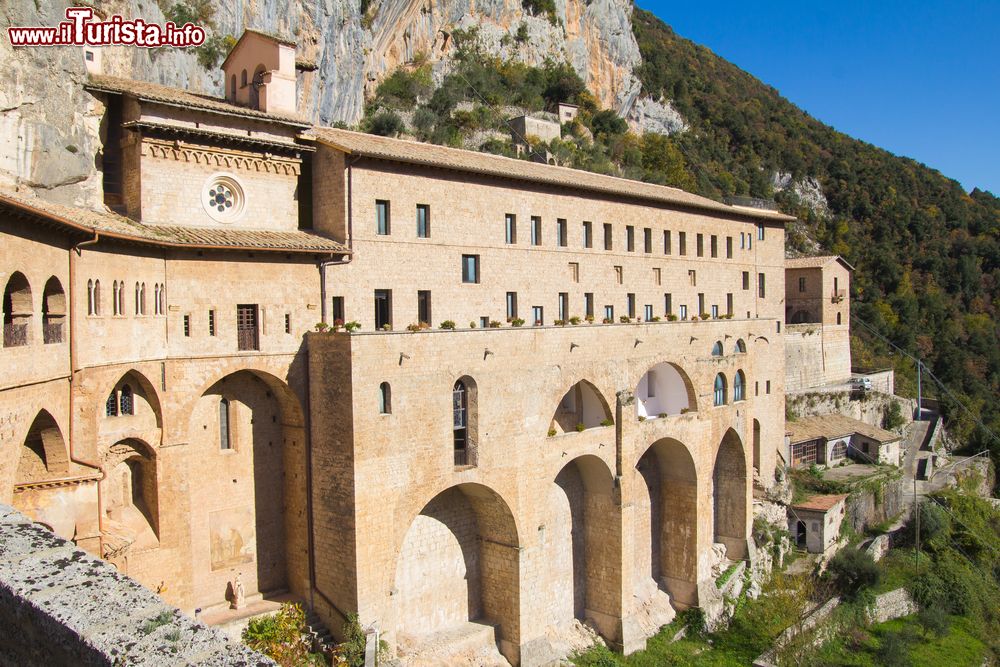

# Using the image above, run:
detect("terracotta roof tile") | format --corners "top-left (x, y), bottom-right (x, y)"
top-left (786, 413), bottom-right (900, 445)
top-left (0, 190), bottom-right (347, 254)
top-left (793, 494), bottom-right (849, 512)
top-left (785, 255), bottom-right (855, 271)
top-left (86, 74), bottom-right (309, 126)
top-left (313, 127), bottom-right (797, 223)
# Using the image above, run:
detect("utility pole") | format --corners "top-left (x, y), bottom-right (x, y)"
top-left (916, 358), bottom-right (922, 421)
top-left (914, 475), bottom-right (920, 575)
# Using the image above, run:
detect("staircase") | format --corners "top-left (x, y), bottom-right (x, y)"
top-left (303, 608), bottom-right (335, 653)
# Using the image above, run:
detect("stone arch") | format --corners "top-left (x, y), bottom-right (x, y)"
top-left (452, 375), bottom-right (478, 466)
top-left (393, 482), bottom-right (520, 663)
top-left (711, 340), bottom-right (724, 356)
top-left (187, 368), bottom-right (305, 609)
top-left (16, 410), bottom-right (70, 481)
top-left (713, 429), bottom-right (749, 560)
top-left (550, 379), bottom-right (612, 434)
top-left (734, 338), bottom-right (747, 354)
top-left (545, 455), bottom-right (620, 641)
top-left (250, 64), bottom-right (266, 109)
top-left (102, 369), bottom-right (163, 428)
top-left (103, 438), bottom-right (159, 548)
top-left (41, 276), bottom-right (66, 344)
top-left (634, 438), bottom-right (699, 608)
top-left (635, 362), bottom-right (697, 418)
top-left (3, 271), bottom-right (32, 347)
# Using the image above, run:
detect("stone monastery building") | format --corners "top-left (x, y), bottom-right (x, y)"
top-left (1, 31), bottom-right (797, 665)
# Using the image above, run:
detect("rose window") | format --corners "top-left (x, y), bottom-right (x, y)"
top-left (201, 173), bottom-right (246, 223)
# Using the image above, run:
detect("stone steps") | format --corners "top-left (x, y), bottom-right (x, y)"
top-left (304, 608), bottom-right (335, 652)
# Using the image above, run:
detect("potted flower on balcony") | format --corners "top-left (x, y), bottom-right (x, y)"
top-left (440, 320), bottom-right (456, 330)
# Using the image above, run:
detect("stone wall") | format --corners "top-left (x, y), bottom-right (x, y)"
top-left (787, 390), bottom-right (914, 434)
top-left (845, 476), bottom-right (906, 534)
top-left (784, 323), bottom-right (851, 391)
top-left (0, 504), bottom-right (271, 666)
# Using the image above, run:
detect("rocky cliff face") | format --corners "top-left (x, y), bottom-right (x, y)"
top-left (2, 0), bottom-right (664, 207)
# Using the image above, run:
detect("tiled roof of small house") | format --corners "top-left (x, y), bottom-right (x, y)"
top-left (786, 413), bottom-right (901, 445)
top-left (0, 190), bottom-right (348, 254)
top-left (785, 255), bottom-right (855, 271)
top-left (86, 75), bottom-right (310, 127)
top-left (792, 493), bottom-right (849, 512)
top-left (312, 127), bottom-right (797, 223)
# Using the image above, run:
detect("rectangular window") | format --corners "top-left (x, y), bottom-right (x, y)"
top-left (664, 293), bottom-right (672, 316)
top-left (698, 293), bottom-right (705, 315)
top-left (557, 218), bottom-right (568, 247)
top-left (208, 309), bottom-right (216, 336)
top-left (726, 236), bottom-right (733, 259)
top-left (532, 306), bottom-right (544, 326)
top-left (219, 399), bottom-right (231, 450)
top-left (418, 290), bottom-right (432, 325)
top-left (757, 223), bottom-right (765, 241)
top-left (727, 293), bottom-right (733, 317)
top-left (653, 267), bottom-right (661, 285)
top-left (331, 296), bottom-right (344, 324)
top-left (711, 304), bottom-right (719, 318)
top-left (756, 381), bottom-right (760, 397)
top-left (480, 316), bottom-right (489, 328)
top-left (284, 313), bottom-right (291, 334)
top-left (505, 213), bottom-right (517, 244)
top-left (569, 262), bottom-right (580, 283)
top-left (644, 228), bottom-right (652, 253)
top-left (603, 223), bottom-right (613, 250)
top-left (506, 292), bottom-right (518, 320)
top-left (236, 304), bottom-right (259, 351)
top-left (604, 305), bottom-right (614, 321)
top-left (766, 380), bottom-right (771, 394)
top-left (710, 234), bottom-right (718, 258)
top-left (697, 233), bottom-right (704, 257)
top-left (689, 269), bottom-right (696, 286)
top-left (679, 304), bottom-right (688, 319)
top-left (462, 255), bottom-right (480, 283)
top-left (748, 233), bottom-right (752, 250)
top-left (531, 216), bottom-right (542, 246)
top-left (758, 272), bottom-right (766, 298)
top-left (834, 276), bottom-right (839, 292)
top-left (374, 290), bottom-right (392, 329)
top-left (740, 233), bottom-right (746, 249)
top-left (614, 265), bottom-right (623, 284)
top-left (584, 293), bottom-right (594, 318)
top-left (626, 225), bottom-right (635, 252)
top-left (627, 293), bottom-right (636, 318)
top-left (183, 314), bottom-right (191, 337)
top-left (644, 304), bottom-right (653, 321)
top-left (583, 221), bottom-right (593, 248)
top-left (678, 231), bottom-right (687, 255)
top-left (376, 199), bottom-right (390, 235)
top-left (416, 204), bottom-right (430, 238)
top-left (558, 292), bottom-right (569, 321)
top-left (742, 271), bottom-right (750, 290)
top-left (664, 230), bottom-right (672, 255)
top-left (799, 276), bottom-right (807, 292)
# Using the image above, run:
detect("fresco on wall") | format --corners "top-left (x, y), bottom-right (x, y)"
top-left (209, 506), bottom-right (254, 570)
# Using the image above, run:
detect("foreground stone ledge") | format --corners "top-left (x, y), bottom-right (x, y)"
top-left (0, 504), bottom-right (274, 666)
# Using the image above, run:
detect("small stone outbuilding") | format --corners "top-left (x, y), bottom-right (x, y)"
top-left (786, 413), bottom-right (901, 468)
top-left (788, 493), bottom-right (848, 554)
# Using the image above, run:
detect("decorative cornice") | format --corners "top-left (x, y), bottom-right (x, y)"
top-left (143, 139), bottom-right (301, 176)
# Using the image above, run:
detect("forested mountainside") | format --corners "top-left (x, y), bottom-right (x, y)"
top-left (360, 7), bottom-right (1000, 461)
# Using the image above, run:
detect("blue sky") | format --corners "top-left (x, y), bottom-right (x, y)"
top-left (638, 1), bottom-right (1000, 194)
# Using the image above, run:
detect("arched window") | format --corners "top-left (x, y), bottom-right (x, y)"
top-left (3, 271), bottom-right (32, 347)
top-left (153, 284), bottom-right (159, 315)
top-left (94, 280), bottom-right (101, 315)
top-left (88, 279), bottom-right (95, 316)
top-left (140, 283), bottom-right (146, 315)
top-left (714, 373), bottom-right (727, 406)
top-left (734, 370), bottom-right (746, 402)
top-left (112, 281), bottom-right (120, 316)
top-left (711, 340), bottom-right (724, 356)
top-left (735, 339), bottom-right (747, 354)
top-left (158, 283), bottom-right (165, 316)
top-left (241, 69), bottom-right (247, 87)
top-left (42, 277), bottom-right (65, 344)
top-left (135, 282), bottom-right (141, 315)
top-left (117, 279), bottom-right (124, 317)
top-left (379, 382), bottom-right (391, 414)
top-left (120, 384), bottom-right (134, 415)
top-left (219, 398), bottom-right (231, 450)
top-left (453, 380), bottom-right (467, 453)
top-left (229, 74), bottom-right (236, 100)
top-left (106, 390), bottom-right (118, 417)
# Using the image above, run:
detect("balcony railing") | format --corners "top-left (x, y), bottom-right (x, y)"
top-left (43, 322), bottom-right (63, 344)
top-left (454, 448), bottom-right (468, 466)
top-left (3, 323), bottom-right (28, 347)
top-left (237, 328), bottom-right (259, 351)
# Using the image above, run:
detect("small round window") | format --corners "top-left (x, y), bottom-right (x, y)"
top-left (202, 173), bottom-right (246, 223)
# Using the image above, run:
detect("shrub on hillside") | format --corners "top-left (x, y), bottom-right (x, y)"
top-left (826, 547), bottom-right (880, 599)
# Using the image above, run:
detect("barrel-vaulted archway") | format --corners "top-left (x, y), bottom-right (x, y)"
top-left (16, 409), bottom-right (69, 482)
top-left (635, 362), bottom-right (697, 419)
top-left (544, 454), bottom-right (620, 641)
top-left (550, 379), bottom-right (613, 434)
top-left (714, 429), bottom-right (749, 560)
top-left (393, 482), bottom-right (520, 664)
top-left (635, 438), bottom-right (699, 608)
top-left (186, 368), bottom-right (305, 610)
